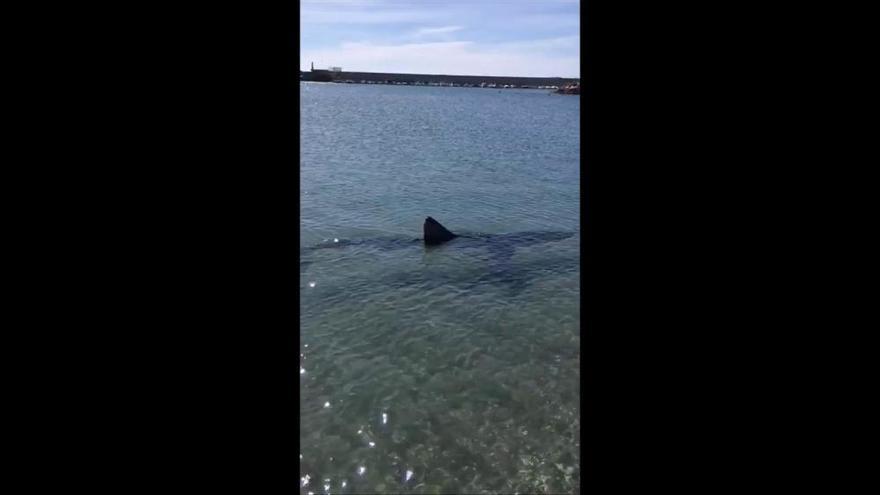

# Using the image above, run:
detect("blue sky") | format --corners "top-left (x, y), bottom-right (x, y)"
top-left (301, 0), bottom-right (580, 78)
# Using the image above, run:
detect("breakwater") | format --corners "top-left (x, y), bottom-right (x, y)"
top-left (301, 69), bottom-right (577, 89)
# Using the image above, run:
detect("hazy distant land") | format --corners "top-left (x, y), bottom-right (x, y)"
top-left (301, 67), bottom-right (578, 90)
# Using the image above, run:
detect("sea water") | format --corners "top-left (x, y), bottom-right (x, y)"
top-left (300, 82), bottom-right (579, 494)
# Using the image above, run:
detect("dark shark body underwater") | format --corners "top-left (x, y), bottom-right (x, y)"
top-left (301, 217), bottom-right (578, 297)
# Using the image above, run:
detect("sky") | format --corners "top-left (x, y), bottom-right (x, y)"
top-left (300, 0), bottom-right (580, 78)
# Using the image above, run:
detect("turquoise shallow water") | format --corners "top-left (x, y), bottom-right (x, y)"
top-left (300, 82), bottom-right (580, 494)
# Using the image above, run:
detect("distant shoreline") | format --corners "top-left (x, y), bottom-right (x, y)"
top-left (300, 69), bottom-right (578, 89)
top-left (302, 79), bottom-right (566, 90)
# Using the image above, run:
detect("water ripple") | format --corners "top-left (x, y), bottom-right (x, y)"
top-left (301, 83), bottom-right (580, 494)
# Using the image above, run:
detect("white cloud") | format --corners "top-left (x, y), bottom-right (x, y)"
top-left (301, 8), bottom-right (435, 24)
top-left (412, 25), bottom-right (464, 37)
top-left (301, 37), bottom-right (579, 78)
top-left (300, 1), bottom-right (446, 25)
top-left (300, 0), bottom-right (392, 7)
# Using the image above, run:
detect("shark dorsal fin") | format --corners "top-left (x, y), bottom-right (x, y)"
top-left (424, 217), bottom-right (457, 245)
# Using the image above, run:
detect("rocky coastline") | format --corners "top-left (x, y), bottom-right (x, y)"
top-left (555, 82), bottom-right (580, 95)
